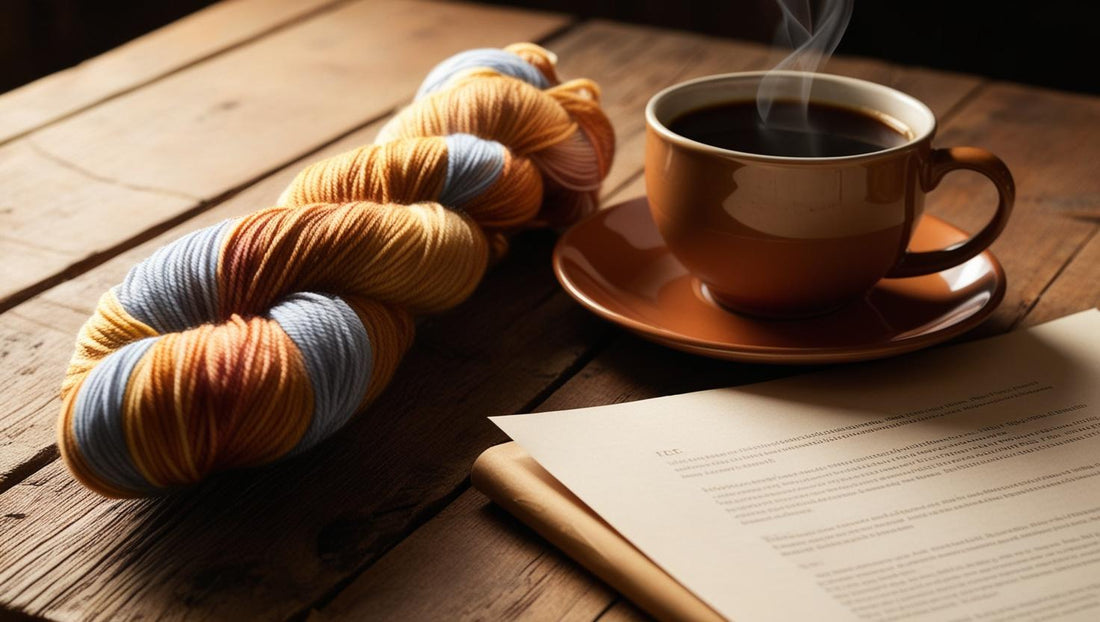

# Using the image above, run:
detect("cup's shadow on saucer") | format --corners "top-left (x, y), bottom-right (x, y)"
top-left (553, 197), bottom-right (1006, 364)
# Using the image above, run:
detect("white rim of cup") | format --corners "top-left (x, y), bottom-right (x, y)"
top-left (645, 70), bottom-right (938, 163)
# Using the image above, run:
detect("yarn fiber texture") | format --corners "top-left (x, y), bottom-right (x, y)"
top-left (58, 43), bottom-right (615, 498)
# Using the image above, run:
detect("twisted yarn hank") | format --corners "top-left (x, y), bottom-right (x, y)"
top-left (58, 43), bottom-right (614, 498)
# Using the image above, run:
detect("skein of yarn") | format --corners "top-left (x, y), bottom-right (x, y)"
top-left (57, 43), bottom-right (615, 498)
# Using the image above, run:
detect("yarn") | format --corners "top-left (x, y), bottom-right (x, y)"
top-left (57, 43), bottom-right (615, 498)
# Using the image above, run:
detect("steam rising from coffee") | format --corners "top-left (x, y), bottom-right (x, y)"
top-left (756, 0), bottom-right (854, 152)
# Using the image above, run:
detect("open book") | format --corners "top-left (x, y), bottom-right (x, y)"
top-left (478, 310), bottom-right (1100, 621)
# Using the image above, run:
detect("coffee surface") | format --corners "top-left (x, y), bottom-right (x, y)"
top-left (668, 99), bottom-right (910, 157)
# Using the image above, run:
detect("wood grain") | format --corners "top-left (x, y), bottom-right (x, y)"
top-left (0, 0), bottom-right (344, 144)
top-left (518, 82), bottom-right (1100, 618)
top-left (917, 83), bottom-right (1100, 335)
top-left (1020, 228), bottom-right (1100, 327)
top-left (0, 0), bottom-right (567, 310)
top-left (0, 151), bottom-right (277, 492)
top-left (0, 17), bottom-right (765, 622)
top-left (2, 10), bottom-right (1096, 622)
top-left (0, 12), bottom-right (758, 505)
top-left (0, 0), bottom-right (567, 495)
top-left (0, 218), bottom-right (608, 620)
top-left (312, 489), bottom-right (614, 621)
top-left (0, 57), bottom-right (621, 616)
top-left (313, 46), bottom-right (1100, 622)
top-left (307, 25), bottom-right (992, 622)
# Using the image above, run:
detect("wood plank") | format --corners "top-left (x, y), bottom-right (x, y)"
top-left (0, 0), bottom-right (566, 493)
top-left (0, 20), bottom-right (1025, 622)
top-left (0, 18), bottom-right (771, 622)
top-left (820, 54), bottom-right (982, 119)
top-left (314, 340), bottom-right (808, 618)
top-left (915, 83), bottom-right (1100, 336)
top-left (0, 0), bottom-right (343, 144)
top-left (0, 0), bottom-right (568, 310)
top-left (307, 25), bottom-right (991, 621)
top-left (0, 30), bottom-right (629, 613)
top-left (996, 90), bottom-right (1100, 328)
top-left (1020, 227), bottom-right (1100, 327)
top-left (310, 489), bottom-right (614, 621)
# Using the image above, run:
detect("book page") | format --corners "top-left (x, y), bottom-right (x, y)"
top-left (491, 310), bottom-right (1100, 621)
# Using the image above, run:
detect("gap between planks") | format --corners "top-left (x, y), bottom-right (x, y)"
top-left (0, 11), bottom-right (584, 496)
top-left (0, 13), bottom-right (581, 317)
top-left (0, 105), bottom-right (394, 318)
top-left (1009, 223), bottom-right (1100, 331)
top-left (0, 0), bottom-right (573, 315)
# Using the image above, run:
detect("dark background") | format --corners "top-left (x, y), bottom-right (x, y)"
top-left (1, 0), bottom-right (1095, 95)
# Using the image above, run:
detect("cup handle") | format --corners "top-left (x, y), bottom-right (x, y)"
top-left (887, 147), bottom-right (1015, 278)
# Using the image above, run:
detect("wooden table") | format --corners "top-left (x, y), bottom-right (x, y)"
top-left (0, 1), bottom-right (1096, 619)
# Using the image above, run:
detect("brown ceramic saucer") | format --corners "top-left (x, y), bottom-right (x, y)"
top-left (553, 197), bottom-right (1006, 364)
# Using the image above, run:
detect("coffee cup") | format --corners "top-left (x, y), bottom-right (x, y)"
top-left (645, 71), bottom-right (1014, 318)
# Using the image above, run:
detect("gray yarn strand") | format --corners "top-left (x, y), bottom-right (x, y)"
top-left (441, 134), bottom-right (505, 208)
top-left (416, 48), bottom-right (549, 99)
top-left (268, 293), bottom-right (373, 454)
top-left (116, 220), bottom-right (231, 333)
top-left (71, 337), bottom-right (160, 494)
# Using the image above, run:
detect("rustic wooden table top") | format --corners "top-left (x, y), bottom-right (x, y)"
top-left (0, 1), bottom-right (1097, 620)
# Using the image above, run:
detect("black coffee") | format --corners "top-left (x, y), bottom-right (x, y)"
top-left (668, 99), bottom-right (910, 157)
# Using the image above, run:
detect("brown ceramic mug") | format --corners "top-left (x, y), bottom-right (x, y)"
top-left (645, 71), bottom-right (1014, 318)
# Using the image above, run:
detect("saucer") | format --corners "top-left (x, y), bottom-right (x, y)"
top-left (552, 197), bottom-right (1006, 364)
